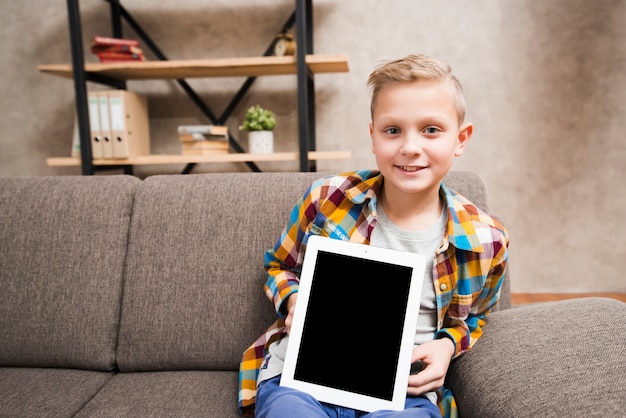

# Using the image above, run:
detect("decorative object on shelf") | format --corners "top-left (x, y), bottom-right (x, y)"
top-left (273, 33), bottom-right (296, 57)
top-left (240, 105), bottom-right (276, 154)
top-left (247, 130), bottom-right (274, 154)
top-left (90, 36), bottom-right (145, 63)
top-left (178, 125), bottom-right (229, 155)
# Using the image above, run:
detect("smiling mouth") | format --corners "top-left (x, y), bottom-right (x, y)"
top-left (397, 165), bottom-right (425, 172)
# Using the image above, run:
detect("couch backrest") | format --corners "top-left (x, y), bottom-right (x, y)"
top-left (115, 170), bottom-right (508, 372)
top-left (0, 175), bottom-right (140, 371)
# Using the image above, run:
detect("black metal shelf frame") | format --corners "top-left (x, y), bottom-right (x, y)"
top-left (66, 0), bottom-right (317, 175)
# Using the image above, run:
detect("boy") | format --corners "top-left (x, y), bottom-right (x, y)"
top-left (239, 54), bottom-right (509, 418)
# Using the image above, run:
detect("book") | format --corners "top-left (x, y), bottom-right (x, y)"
top-left (177, 125), bottom-right (228, 136)
top-left (90, 44), bottom-right (143, 55)
top-left (91, 36), bottom-right (144, 63)
top-left (179, 133), bottom-right (228, 142)
top-left (92, 36), bottom-right (140, 47)
top-left (181, 140), bottom-right (229, 149)
top-left (181, 139), bottom-right (229, 155)
top-left (96, 51), bottom-right (145, 62)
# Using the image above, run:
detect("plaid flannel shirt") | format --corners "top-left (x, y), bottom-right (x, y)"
top-left (238, 170), bottom-right (509, 417)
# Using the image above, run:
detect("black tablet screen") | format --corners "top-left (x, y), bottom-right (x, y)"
top-left (293, 250), bottom-right (414, 400)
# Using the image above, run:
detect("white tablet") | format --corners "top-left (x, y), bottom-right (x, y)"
top-left (280, 235), bottom-right (426, 412)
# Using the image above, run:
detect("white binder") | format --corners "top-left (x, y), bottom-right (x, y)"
top-left (97, 92), bottom-right (114, 159)
top-left (87, 93), bottom-right (103, 159)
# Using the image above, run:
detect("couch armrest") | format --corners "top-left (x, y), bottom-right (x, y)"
top-left (446, 297), bottom-right (626, 417)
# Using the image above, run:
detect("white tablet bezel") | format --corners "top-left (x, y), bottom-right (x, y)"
top-left (280, 235), bottom-right (425, 412)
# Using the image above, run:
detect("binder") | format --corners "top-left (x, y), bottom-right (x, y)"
top-left (97, 92), bottom-right (114, 158)
top-left (71, 114), bottom-right (80, 158)
top-left (87, 93), bottom-right (103, 158)
top-left (107, 90), bottom-right (150, 158)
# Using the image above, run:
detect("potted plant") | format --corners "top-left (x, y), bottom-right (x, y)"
top-left (240, 105), bottom-right (276, 154)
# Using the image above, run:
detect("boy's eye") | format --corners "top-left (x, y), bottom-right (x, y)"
top-left (423, 126), bottom-right (440, 135)
top-left (384, 127), bottom-right (400, 135)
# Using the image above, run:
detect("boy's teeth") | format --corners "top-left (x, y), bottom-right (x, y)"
top-left (401, 166), bottom-right (418, 172)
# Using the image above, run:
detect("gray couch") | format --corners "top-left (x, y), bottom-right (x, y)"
top-left (1, 171), bottom-right (624, 417)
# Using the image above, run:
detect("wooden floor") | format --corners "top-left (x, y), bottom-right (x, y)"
top-left (511, 293), bottom-right (626, 305)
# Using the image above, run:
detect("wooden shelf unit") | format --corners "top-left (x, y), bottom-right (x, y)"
top-left (43, 0), bottom-right (350, 175)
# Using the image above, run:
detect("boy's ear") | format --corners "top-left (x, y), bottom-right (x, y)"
top-left (454, 122), bottom-right (473, 156)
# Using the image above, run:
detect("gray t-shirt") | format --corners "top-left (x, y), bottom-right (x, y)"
top-left (370, 201), bottom-right (445, 346)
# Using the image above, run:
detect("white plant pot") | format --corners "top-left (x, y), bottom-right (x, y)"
top-left (248, 130), bottom-right (274, 154)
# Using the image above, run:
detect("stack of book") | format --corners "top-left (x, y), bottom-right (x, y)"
top-left (90, 36), bottom-right (145, 63)
top-left (178, 125), bottom-right (229, 155)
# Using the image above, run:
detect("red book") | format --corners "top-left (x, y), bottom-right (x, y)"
top-left (92, 36), bottom-right (140, 47)
top-left (96, 51), bottom-right (145, 62)
top-left (91, 44), bottom-right (143, 55)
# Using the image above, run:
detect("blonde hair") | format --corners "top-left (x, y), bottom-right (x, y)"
top-left (367, 54), bottom-right (466, 124)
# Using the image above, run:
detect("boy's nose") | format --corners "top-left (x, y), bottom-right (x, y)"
top-left (400, 132), bottom-right (424, 155)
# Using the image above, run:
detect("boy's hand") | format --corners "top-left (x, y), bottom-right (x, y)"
top-left (407, 338), bottom-right (454, 395)
top-left (284, 294), bottom-right (298, 335)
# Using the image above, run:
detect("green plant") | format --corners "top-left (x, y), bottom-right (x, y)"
top-left (239, 105), bottom-right (276, 131)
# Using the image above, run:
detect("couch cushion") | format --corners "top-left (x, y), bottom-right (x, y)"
top-left (0, 367), bottom-right (113, 417)
top-left (75, 371), bottom-right (240, 417)
top-left (116, 172), bottom-right (324, 371)
top-left (0, 176), bottom-right (140, 370)
top-left (446, 297), bottom-right (626, 417)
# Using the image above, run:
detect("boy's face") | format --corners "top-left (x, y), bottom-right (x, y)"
top-left (370, 80), bottom-right (472, 199)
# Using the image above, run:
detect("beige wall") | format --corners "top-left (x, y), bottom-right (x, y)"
top-left (1, 0), bottom-right (625, 293)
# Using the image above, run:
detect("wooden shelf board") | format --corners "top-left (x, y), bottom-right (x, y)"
top-left (47, 150), bottom-right (351, 167)
top-left (39, 55), bottom-right (349, 80)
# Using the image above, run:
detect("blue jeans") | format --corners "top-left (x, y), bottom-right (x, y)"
top-left (256, 376), bottom-right (441, 418)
